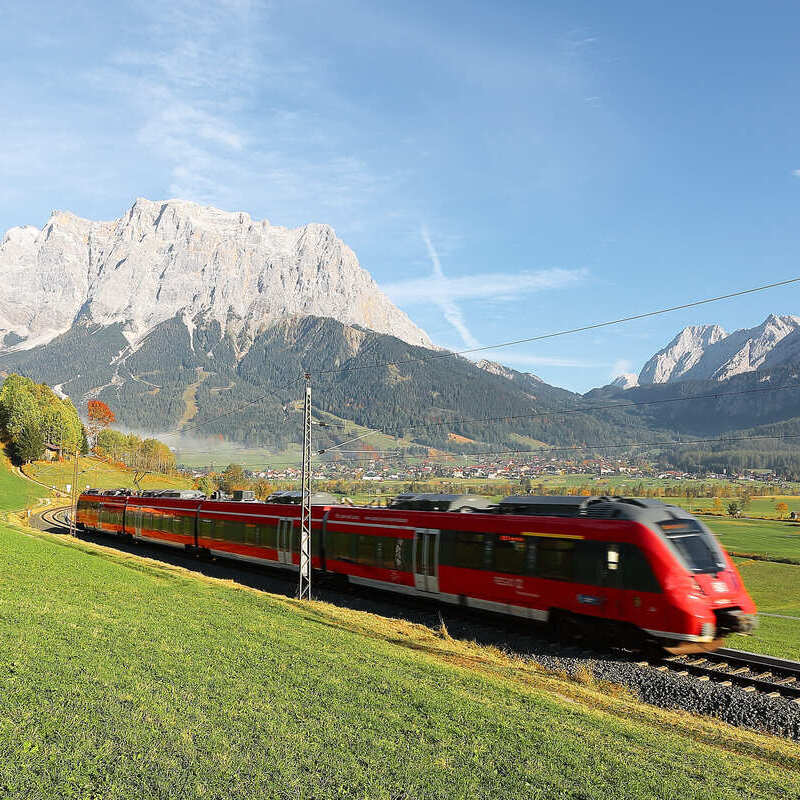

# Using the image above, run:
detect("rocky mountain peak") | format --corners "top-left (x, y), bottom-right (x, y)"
top-left (635, 315), bottom-right (800, 386)
top-left (0, 198), bottom-right (431, 355)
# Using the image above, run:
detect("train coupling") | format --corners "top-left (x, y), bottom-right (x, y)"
top-left (715, 608), bottom-right (758, 635)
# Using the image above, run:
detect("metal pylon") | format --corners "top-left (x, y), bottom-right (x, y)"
top-left (298, 374), bottom-right (312, 600)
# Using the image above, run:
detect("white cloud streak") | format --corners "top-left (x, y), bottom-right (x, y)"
top-left (385, 266), bottom-right (586, 304)
top-left (420, 226), bottom-right (480, 348)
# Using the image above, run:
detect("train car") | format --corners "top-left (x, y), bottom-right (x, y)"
top-left (74, 491), bottom-right (757, 653)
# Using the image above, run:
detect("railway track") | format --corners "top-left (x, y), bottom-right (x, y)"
top-left (654, 648), bottom-right (800, 701)
top-left (38, 506), bottom-right (72, 533)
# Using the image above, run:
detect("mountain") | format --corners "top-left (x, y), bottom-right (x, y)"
top-left (0, 198), bottom-right (431, 354)
top-left (635, 315), bottom-right (800, 385)
top-left (610, 373), bottom-right (639, 390)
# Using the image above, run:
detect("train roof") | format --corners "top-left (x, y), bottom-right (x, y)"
top-left (497, 495), bottom-right (694, 523)
top-left (266, 490), bottom-right (339, 505)
top-left (389, 493), bottom-right (494, 512)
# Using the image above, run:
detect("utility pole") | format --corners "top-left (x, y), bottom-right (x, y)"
top-left (68, 447), bottom-right (79, 537)
top-left (298, 372), bottom-right (312, 600)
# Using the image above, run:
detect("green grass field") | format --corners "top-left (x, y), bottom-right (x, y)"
top-left (729, 559), bottom-right (800, 660)
top-left (1, 524), bottom-right (798, 799)
top-left (23, 456), bottom-right (194, 494)
top-left (0, 451), bottom-right (48, 513)
top-left (705, 516), bottom-right (800, 562)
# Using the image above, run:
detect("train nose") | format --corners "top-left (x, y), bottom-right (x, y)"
top-left (715, 608), bottom-right (758, 634)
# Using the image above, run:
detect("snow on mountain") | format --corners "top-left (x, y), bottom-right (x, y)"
top-left (0, 198), bottom-right (431, 355)
top-left (637, 315), bottom-right (800, 385)
top-left (609, 373), bottom-right (639, 390)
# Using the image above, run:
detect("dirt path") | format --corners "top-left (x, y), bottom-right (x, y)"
top-left (178, 367), bottom-right (210, 428)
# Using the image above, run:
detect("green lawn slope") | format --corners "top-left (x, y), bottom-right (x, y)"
top-left (0, 448), bottom-right (48, 512)
top-left (0, 524), bottom-right (798, 799)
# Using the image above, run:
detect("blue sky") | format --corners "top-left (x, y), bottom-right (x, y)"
top-left (2, 0), bottom-right (799, 392)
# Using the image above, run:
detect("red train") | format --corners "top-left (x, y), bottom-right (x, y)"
top-left (75, 490), bottom-right (757, 653)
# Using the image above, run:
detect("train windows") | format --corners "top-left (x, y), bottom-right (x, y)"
top-left (620, 544), bottom-right (661, 593)
top-left (182, 515), bottom-right (195, 538)
top-left (535, 540), bottom-right (574, 581)
top-left (493, 535), bottom-right (527, 575)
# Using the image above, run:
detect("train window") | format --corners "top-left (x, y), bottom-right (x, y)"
top-left (357, 535), bottom-right (379, 567)
top-left (257, 523), bottom-right (277, 549)
top-left (573, 540), bottom-right (607, 586)
top-left (243, 523), bottom-right (258, 545)
top-left (493, 535), bottom-right (527, 575)
top-left (327, 530), bottom-right (357, 562)
top-left (535, 540), bottom-right (574, 581)
top-left (657, 520), bottom-right (725, 573)
top-left (620, 544), bottom-right (661, 593)
top-left (198, 517), bottom-right (214, 541)
top-left (182, 516), bottom-right (195, 538)
top-left (451, 531), bottom-right (487, 570)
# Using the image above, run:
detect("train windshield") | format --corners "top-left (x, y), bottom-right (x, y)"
top-left (657, 519), bottom-right (726, 573)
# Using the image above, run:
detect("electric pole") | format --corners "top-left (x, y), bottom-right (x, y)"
top-left (299, 372), bottom-right (312, 600)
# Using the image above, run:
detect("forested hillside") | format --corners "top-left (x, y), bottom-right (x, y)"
top-left (0, 316), bottom-right (674, 454)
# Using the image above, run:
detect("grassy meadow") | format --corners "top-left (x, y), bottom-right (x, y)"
top-left (0, 450), bottom-right (48, 512)
top-left (1, 523), bottom-right (799, 799)
top-left (23, 455), bottom-right (194, 494)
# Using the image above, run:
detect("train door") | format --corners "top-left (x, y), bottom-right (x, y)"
top-left (277, 518), bottom-right (294, 565)
top-left (413, 528), bottom-right (440, 593)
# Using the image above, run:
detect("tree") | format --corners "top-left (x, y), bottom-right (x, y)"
top-left (776, 501), bottom-right (789, 519)
top-left (87, 400), bottom-right (116, 448)
top-left (727, 501), bottom-right (742, 518)
top-left (712, 497), bottom-right (723, 513)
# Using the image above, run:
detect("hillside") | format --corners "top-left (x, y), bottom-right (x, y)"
top-left (0, 522), bottom-right (797, 798)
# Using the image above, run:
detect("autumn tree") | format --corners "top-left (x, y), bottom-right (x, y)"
top-left (776, 501), bottom-right (789, 518)
top-left (87, 400), bottom-right (116, 449)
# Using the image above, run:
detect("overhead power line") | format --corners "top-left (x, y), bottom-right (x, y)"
top-left (316, 276), bottom-right (800, 376)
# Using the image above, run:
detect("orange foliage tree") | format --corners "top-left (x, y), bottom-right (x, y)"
top-left (87, 400), bottom-right (116, 448)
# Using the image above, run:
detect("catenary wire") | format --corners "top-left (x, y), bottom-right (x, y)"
top-left (315, 277), bottom-right (800, 376)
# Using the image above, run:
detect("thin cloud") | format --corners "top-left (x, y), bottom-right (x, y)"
top-left (793, 169), bottom-right (800, 178)
top-left (385, 267), bottom-right (586, 304)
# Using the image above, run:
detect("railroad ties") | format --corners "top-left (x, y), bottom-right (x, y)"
top-left (654, 648), bottom-right (800, 702)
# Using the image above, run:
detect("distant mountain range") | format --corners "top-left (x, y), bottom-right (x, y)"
top-left (610, 314), bottom-right (800, 388)
top-left (1, 198), bottom-right (800, 472)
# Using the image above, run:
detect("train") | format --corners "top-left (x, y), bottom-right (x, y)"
top-left (75, 490), bottom-right (757, 654)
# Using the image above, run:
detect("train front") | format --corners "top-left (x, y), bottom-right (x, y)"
top-left (647, 511), bottom-right (757, 651)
